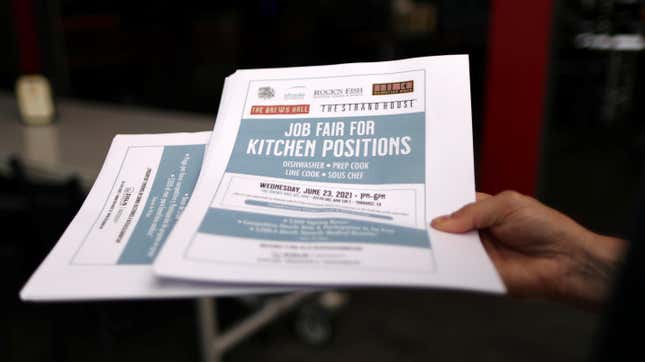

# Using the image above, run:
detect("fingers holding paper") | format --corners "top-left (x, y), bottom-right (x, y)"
top-left (431, 190), bottom-right (627, 310)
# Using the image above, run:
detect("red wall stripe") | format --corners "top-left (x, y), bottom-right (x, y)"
top-left (12, 0), bottom-right (41, 74)
top-left (480, 0), bottom-right (554, 195)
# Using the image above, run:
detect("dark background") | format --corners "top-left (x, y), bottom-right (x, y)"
top-left (1, 1), bottom-right (643, 361)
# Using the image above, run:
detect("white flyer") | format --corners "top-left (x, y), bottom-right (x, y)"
top-left (154, 55), bottom-right (505, 293)
top-left (20, 131), bottom-right (287, 301)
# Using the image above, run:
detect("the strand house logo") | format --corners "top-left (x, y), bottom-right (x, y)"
top-left (372, 80), bottom-right (414, 95)
top-left (251, 104), bottom-right (310, 115)
top-left (320, 99), bottom-right (416, 113)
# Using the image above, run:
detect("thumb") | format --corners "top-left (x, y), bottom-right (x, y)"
top-left (431, 192), bottom-right (516, 233)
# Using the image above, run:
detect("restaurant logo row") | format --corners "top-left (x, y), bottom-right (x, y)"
top-left (256, 80), bottom-right (414, 101)
top-left (251, 80), bottom-right (416, 115)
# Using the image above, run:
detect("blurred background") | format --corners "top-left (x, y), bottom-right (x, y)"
top-left (1, 0), bottom-right (643, 361)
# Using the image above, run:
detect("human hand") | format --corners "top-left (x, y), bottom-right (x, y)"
top-left (431, 191), bottom-right (626, 310)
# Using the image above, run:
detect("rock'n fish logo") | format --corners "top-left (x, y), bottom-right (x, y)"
top-left (258, 86), bottom-right (275, 99)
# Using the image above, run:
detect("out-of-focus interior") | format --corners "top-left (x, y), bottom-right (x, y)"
top-left (1, 1), bottom-right (643, 361)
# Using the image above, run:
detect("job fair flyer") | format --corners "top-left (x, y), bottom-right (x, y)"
top-left (155, 55), bottom-right (504, 293)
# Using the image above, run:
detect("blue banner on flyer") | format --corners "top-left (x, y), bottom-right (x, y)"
top-left (226, 112), bottom-right (425, 184)
top-left (118, 144), bottom-right (205, 264)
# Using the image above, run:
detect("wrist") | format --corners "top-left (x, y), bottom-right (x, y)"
top-left (557, 231), bottom-right (627, 310)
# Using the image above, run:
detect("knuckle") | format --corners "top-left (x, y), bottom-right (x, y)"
top-left (498, 190), bottom-right (525, 205)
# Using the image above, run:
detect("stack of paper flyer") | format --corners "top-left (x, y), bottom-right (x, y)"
top-left (21, 55), bottom-right (505, 301)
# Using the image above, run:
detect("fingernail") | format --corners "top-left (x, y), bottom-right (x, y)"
top-left (431, 215), bottom-right (451, 227)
